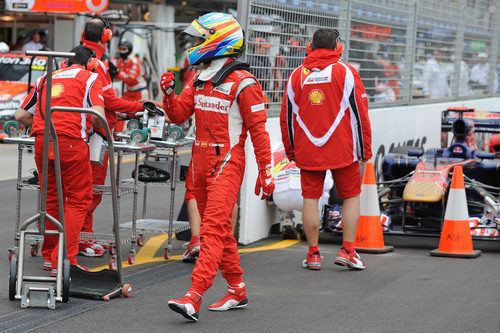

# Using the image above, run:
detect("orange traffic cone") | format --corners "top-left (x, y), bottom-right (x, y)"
top-left (430, 166), bottom-right (481, 258)
top-left (354, 162), bottom-right (394, 254)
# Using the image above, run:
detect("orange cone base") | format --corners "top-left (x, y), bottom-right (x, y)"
top-left (355, 245), bottom-right (394, 254)
top-left (430, 249), bottom-right (481, 258)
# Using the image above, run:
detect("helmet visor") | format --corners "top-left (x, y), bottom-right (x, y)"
top-left (182, 20), bottom-right (208, 39)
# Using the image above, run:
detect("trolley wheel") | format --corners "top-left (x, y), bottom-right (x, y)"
top-left (9, 255), bottom-right (17, 301)
top-left (137, 235), bottom-right (144, 247)
top-left (164, 249), bottom-right (170, 260)
top-left (62, 259), bottom-right (70, 303)
top-left (30, 243), bottom-right (39, 257)
top-left (109, 245), bottom-right (116, 256)
top-left (128, 252), bottom-right (135, 265)
top-left (127, 119), bottom-right (140, 131)
top-left (109, 258), bottom-right (117, 270)
top-left (122, 284), bottom-right (134, 298)
top-left (4, 121), bottom-right (18, 137)
top-left (130, 129), bottom-right (145, 144)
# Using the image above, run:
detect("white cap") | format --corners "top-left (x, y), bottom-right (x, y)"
top-left (0, 42), bottom-right (9, 53)
top-left (477, 52), bottom-right (488, 58)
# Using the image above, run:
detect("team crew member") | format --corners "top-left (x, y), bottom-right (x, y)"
top-left (114, 40), bottom-right (149, 132)
top-left (15, 46), bottom-right (105, 275)
top-left (164, 13), bottom-right (274, 322)
top-left (79, 17), bottom-right (145, 257)
top-left (280, 28), bottom-right (372, 270)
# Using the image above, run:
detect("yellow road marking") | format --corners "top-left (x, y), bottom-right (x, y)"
top-left (90, 238), bottom-right (299, 272)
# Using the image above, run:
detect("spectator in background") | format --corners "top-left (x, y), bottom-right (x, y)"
top-left (10, 35), bottom-right (27, 51)
top-left (383, 54), bottom-right (401, 100)
top-left (22, 31), bottom-right (43, 52)
top-left (422, 50), bottom-right (450, 99)
top-left (359, 52), bottom-right (381, 102)
top-left (470, 52), bottom-right (498, 94)
top-left (247, 36), bottom-right (272, 93)
top-left (459, 59), bottom-right (470, 97)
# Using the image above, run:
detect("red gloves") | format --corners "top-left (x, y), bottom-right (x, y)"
top-left (255, 162), bottom-right (275, 200)
top-left (160, 72), bottom-right (176, 96)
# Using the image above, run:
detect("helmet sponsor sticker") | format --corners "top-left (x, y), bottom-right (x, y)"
top-left (308, 89), bottom-right (325, 106)
top-left (197, 43), bottom-right (217, 54)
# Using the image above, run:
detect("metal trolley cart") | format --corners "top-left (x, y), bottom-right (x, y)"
top-left (120, 136), bottom-right (194, 260)
top-left (4, 135), bottom-right (156, 268)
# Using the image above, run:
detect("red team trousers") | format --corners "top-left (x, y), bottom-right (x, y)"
top-left (35, 136), bottom-right (93, 268)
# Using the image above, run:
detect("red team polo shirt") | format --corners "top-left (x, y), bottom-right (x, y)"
top-left (21, 65), bottom-right (104, 139)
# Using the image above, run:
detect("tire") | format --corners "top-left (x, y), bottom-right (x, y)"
top-left (9, 256), bottom-right (17, 301)
top-left (328, 184), bottom-right (343, 206)
top-left (62, 259), bottom-right (70, 303)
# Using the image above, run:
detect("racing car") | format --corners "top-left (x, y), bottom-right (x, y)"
top-left (321, 107), bottom-right (500, 240)
top-left (374, 107), bottom-right (500, 239)
top-left (0, 52), bottom-right (48, 140)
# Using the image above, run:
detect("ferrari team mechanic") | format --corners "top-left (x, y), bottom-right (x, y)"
top-left (164, 13), bottom-right (274, 322)
top-left (79, 17), bottom-right (145, 257)
top-left (114, 39), bottom-right (149, 132)
top-left (15, 46), bottom-right (105, 275)
top-left (280, 28), bottom-right (372, 271)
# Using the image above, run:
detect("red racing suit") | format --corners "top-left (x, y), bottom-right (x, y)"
top-left (80, 40), bottom-right (144, 238)
top-left (163, 57), bottom-right (272, 295)
top-left (115, 55), bottom-right (149, 132)
top-left (280, 48), bottom-right (372, 170)
top-left (21, 65), bottom-right (104, 268)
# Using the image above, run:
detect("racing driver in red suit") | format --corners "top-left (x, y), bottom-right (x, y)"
top-left (164, 12), bottom-right (275, 322)
top-left (79, 17), bottom-right (145, 257)
top-left (281, 28), bottom-right (372, 270)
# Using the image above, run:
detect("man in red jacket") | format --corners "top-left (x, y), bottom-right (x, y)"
top-left (280, 28), bottom-right (372, 271)
top-left (79, 17), bottom-right (145, 257)
top-left (114, 39), bottom-right (149, 132)
top-left (15, 46), bottom-right (105, 275)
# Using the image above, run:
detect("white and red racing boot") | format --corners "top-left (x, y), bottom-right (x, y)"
top-left (182, 237), bottom-right (201, 262)
top-left (168, 290), bottom-right (202, 321)
top-left (79, 243), bottom-right (106, 257)
top-left (334, 247), bottom-right (365, 270)
top-left (208, 283), bottom-right (248, 311)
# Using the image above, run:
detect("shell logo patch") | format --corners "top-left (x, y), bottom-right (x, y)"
top-left (51, 83), bottom-right (64, 98)
top-left (308, 89), bottom-right (324, 106)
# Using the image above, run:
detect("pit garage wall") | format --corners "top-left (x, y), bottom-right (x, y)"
top-left (237, 97), bottom-right (500, 245)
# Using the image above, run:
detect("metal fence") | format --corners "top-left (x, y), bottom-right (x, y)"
top-left (238, 0), bottom-right (500, 117)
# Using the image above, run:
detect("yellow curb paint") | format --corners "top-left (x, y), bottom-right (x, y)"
top-left (89, 238), bottom-right (300, 272)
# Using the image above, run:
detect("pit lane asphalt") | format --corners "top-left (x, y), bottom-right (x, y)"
top-left (0, 144), bottom-right (499, 332)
